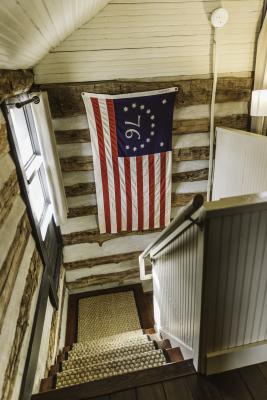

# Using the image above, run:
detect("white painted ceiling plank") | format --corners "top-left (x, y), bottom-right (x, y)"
top-left (0, 0), bottom-right (111, 69)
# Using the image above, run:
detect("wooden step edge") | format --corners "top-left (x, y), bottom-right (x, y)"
top-left (164, 347), bottom-right (184, 363)
top-left (155, 339), bottom-right (172, 350)
top-left (143, 328), bottom-right (156, 335)
top-left (62, 345), bottom-right (72, 353)
top-left (39, 375), bottom-right (57, 393)
top-left (48, 339), bottom-right (170, 377)
top-left (148, 333), bottom-right (162, 341)
top-left (48, 339), bottom-right (171, 377)
top-left (35, 360), bottom-right (195, 399)
top-left (48, 364), bottom-right (61, 377)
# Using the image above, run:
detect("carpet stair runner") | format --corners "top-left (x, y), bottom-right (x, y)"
top-left (40, 329), bottom-right (184, 392)
top-left (37, 291), bottom-right (185, 395)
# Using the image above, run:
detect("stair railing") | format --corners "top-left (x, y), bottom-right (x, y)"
top-left (139, 194), bottom-right (204, 280)
top-left (140, 192), bottom-right (267, 374)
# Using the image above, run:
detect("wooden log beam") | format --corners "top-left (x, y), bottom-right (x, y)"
top-left (64, 251), bottom-right (142, 270)
top-left (0, 212), bottom-right (32, 333)
top-left (64, 170), bottom-right (208, 198)
top-left (55, 129), bottom-right (90, 144)
top-left (172, 114), bottom-right (250, 134)
top-left (66, 267), bottom-right (140, 290)
top-left (66, 191), bottom-right (205, 219)
top-left (0, 169), bottom-right (19, 226)
top-left (54, 114), bottom-right (249, 144)
top-left (0, 69), bottom-right (34, 102)
top-left (60, 156), bottom-right (94, 172)
top-left (173, 146), bottom-right (209, 161)
top-left (0, 110), bottom-right (9, 155)
top-left (2, 249), bottom-right (41, 400)
top-left (172, 168), bottom-right (208, 182)
top-left (65, 182), bottom-right (96, 197)
top-left (67, 205), bottom-right (97, 218)
top-left (171, 192), bottom-right (207, 207)
top-left (63, 225), bottom-right (162, 246)
top-left (60, 147), bottom-right (209, 172)
top-left (42, 77), bottom-right (252, 118)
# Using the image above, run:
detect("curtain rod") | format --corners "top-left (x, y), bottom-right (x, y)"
top-left (15, 95), bottom-right (40, 108)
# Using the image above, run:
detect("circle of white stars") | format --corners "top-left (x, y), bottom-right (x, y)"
top-left (123, 98), bottom-right (168, 151)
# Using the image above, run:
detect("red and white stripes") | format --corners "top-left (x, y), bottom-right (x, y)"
top-left (83, 95), bottom-right (172, 234)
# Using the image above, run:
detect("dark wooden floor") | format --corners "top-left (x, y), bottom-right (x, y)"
top-left (91, 362), bottom-right (267, 400)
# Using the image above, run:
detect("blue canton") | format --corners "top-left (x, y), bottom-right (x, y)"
top-left (113, 92), bottom-right (176, 157)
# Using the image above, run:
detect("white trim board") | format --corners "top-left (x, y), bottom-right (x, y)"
top-left (206, 341), bottom-right (267, 375)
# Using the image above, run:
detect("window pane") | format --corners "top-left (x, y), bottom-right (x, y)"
top-left (10, 107), bottom-right (34, 166)
top-left (29, 172), bottom-right (45, 221)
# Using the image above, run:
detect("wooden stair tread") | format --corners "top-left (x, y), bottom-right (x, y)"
top-left (165, 347), bottom-right (184, 363)
top-left (34, 360), bottom-right (194, 400)
top-left (49, 339), bottom-right (172, 377)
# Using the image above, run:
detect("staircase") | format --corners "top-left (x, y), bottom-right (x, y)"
top-left (31, 288), bottom-right (194, 399)
top-left (39, 328), bottom-right (185, 393)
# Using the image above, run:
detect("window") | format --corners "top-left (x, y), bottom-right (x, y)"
top-left (7, 96), bottom-right (52, 239)
top-left (4, 93), bottom-right (63, 309)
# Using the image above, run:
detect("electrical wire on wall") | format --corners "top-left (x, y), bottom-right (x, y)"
top-left (207, 8), bottom-right (229, 201)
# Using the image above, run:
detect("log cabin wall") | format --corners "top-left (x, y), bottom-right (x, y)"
top-left (35, 0), bottom-right (264, 293)
top-left (0, 70), bottom-right (66, 400)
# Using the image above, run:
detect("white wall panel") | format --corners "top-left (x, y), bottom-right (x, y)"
top-left (34, 0), bottom-right (264, 83)
top-left (203, 208), bottom-right (267, 353)
top-left (153, 224), bottom-right (202, 356)
top-left (213, 128), bottom-right (267, 200)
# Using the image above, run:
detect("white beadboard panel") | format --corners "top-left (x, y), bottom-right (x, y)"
top-left (213, 128), bottom-right (267, 200)
top-left (0, 0), bottom-right (111, 69)
top-left (153, 224), bottom-right (202, 351)
top-left (61, 215), bottom-right (98, 234)
top-left (203, 208), bottom-right (267, 353)
top-left (57, 143), bottom-right (92, 158)
top-left (34, 0), bottom-right (263, 83)
top-left (173, 180), bottom-right (208, 194)
top-left (52, 101), bottom-right (249, 130)
top-left (44, 41), bottom-right (256, 56)
top-left (66, 258), bottom-right (139, 282)
top-left (34, 59), bottom-right (255, 83)
top-left (38, 43), bottom-right (254, 63)
top-left (63, 231), bottom-right (159, 262)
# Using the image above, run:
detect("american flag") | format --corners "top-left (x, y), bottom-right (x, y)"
top-left (82, 88), bottom-right (177, 234)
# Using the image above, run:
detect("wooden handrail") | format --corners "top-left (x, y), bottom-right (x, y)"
top-left (139, 194), bottom-right (204, 280)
